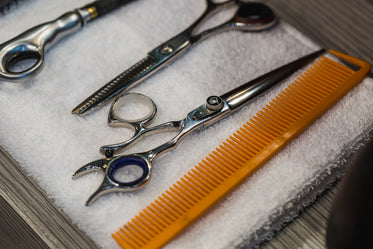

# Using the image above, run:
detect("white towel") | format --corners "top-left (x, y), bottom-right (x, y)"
top-left (0, 0), bottom-right (372, 248)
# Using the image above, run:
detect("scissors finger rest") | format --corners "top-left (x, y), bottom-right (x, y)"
top-left (72, 49), bottom-right (324, 206)
top-left (73, 154), bottom-right (152, 206)
top-left (100, 93), bottom-right (182, 157)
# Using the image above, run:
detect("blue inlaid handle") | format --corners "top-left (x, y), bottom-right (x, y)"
top-left (108, 156), bottom-right (149, 186)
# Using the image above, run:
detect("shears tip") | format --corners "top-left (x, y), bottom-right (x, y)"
top-left (71, 105), bottom-right (87, 116)
top-left (72, 92), bottom-right (105, 116)
top-left (71, 99), bottom-right (98, 116)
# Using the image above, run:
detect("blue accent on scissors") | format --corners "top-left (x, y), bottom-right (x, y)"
top-left (72, 49), bottom-right (325, 206)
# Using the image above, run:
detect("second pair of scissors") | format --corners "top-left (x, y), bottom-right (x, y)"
top-left (72, 0), bottom-right (277, 116)
top-left (73, 49), bottom-right (325, 205)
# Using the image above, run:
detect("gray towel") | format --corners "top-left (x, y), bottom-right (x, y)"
top-left (0, 0), bottom-right (372, 248)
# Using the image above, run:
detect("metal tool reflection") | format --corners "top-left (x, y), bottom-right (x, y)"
top-left (72, 1), bottom-right (278, 116)
top-left (72, 49), bottom-right (325, 205)
top-left (0, 0), bottom-right (137, 82)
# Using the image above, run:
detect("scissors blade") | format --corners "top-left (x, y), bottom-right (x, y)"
top-left (72, 55), bottom-right (157, 115)
top-left (72, 32), bottom-right (191, 116)
top-left (221, 49), bottom-right (326, 110)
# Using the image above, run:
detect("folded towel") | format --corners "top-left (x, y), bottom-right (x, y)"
top-left (1, 0), bottom-right (372, 248)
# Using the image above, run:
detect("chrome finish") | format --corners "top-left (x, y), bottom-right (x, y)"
top-left (77, 7), bottom-right (95, 25)
top-left (72, 40), bottom-right (324, 207)
top-left (206, 96), bottom-right (224, 111)
top-left (72, 0), bottom-right (278, 116)
top-left (73, 92), bottom-right (229, 205)
top-left (72, 155), bottom-right (151, 206)
top-left (0, 11), bottom-right (87, 82)
top-left (71, 36), bottom-right (189, 114)
top-left (160, 44), bottom-right (174, 55)
top-left (221, 49), bottom-right (326, 110)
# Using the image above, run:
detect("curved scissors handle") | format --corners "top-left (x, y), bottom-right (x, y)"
top-left (188, 0), bottom-right (237, 35)
top-left (190, 1), bottom-right (277, 44)
top-left (74, 95), bottom-right (231, 205)
top-left (73, 154), bottom-right (152, 206)
top-left (100, 93), bottom-right (181, 157)
top-left (101, 93), bottom-right (156, 156)
top-left (148, 0), bottom-right (276, 63)
top-left (107, 93), bottom-right (157, 128)
top-left (0, 11), bottom-right (86, 82)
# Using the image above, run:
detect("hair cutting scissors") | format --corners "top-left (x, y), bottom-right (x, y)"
top-left (72, 1), bottom-right (278, 116)
top-left (72, 49), bottom-right (325, 205)
top-left (0, 0), bottom-right (136, 82)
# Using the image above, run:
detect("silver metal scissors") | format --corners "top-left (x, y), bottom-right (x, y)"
top-left (0, 0), bottom-right (136, 82)
top-left (72, 0), bottom-right (278, 116)
top-left (72, 49), bottom-right (325, 205)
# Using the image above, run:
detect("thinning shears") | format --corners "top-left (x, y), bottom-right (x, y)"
top-left (0, 0), bottom-right (136, 82)
top-left (72, 49), bottom-right (325, 206)
top-left (72, 1), bottom-right (277, 116)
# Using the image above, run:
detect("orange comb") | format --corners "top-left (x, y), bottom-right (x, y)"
top-left (113, 50), bottom-right (370, 249)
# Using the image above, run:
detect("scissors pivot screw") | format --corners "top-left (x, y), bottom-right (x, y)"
top-left (160, 44), bottom-right (174, 55)
top-left (105, 150), bottom-right (114, 158)
top-left (206, 96), bottom-right (223, 111)
top-left (72, 1), bottom-right (278, 115)
top-left (72, 49), bottom-right (324, 205)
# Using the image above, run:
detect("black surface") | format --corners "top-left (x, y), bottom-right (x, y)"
top-left (235, 2), bottom-right (275, 24)
top-left (326, 139), bottom-right (373, 249)
top-left (83, 0), bottom-right (137, 17)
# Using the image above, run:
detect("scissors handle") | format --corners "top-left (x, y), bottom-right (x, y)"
top-left (74, 96), bottom-right (231, 205)
top-left (0, 0), bottom-right (137, 82)
top-left (0, 11), bottom-right (87, 82)
top-left (72, 1), bottom-right (277, 115)
top-left (101, 93), bottom-right (183, 157)
top-left (72, 155), bottom-right (151, 206)
top-left (191, 1), bottom-right (276, 43)
top-left (101, 120), bottom-right (182, 157)
top-left (73, 49), bottom-right (324, 205)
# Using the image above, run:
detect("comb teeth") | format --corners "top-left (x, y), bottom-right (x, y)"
top-left (113, 51), bottom-right (370, 249)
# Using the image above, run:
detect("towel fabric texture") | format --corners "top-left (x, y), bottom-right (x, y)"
top-left (1, 0), bottom-right (372, 248)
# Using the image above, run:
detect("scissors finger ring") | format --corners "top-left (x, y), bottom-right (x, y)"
top-left (101, 93), bottom-right (158, 157)
top-left (72, 1), bottom-right (278, 115)
top-left (72, 49), bottom-right (325, 205)
top-left (0, 0), bottom-right (136, 82)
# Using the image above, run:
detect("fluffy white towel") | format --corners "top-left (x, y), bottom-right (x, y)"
top-left (1, 0), bottom-right (372, 248)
